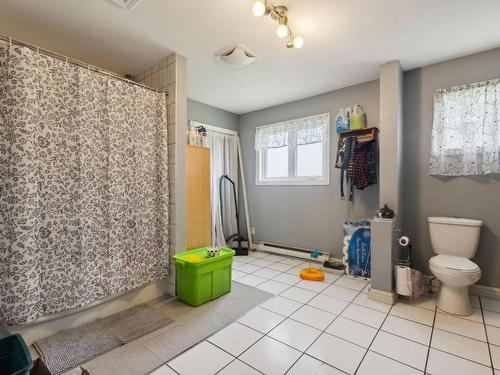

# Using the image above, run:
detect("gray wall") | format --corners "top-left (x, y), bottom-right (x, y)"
top-left (402, 47), bottom-right (500, 287)
top-left (187, 99), bottom-right (239, 131)
top-left (239, 81), bottom-right (380, 256)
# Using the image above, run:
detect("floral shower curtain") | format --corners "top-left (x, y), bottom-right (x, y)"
top-left (0, 44), bottom-right (169, 325)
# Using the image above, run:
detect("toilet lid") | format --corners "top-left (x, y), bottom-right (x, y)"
top-left (430, 255), bottom-right (479, 272)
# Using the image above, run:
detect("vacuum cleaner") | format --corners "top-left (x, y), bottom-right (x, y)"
top-left (219, 175), bottom-right (249, 256)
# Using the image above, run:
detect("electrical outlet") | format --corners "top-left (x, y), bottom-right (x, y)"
top-left (251, 227), bottom-right (255, 235)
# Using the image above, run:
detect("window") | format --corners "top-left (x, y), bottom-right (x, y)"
top-left (430, 79), bottom-right (500, 176)
top-left (255, 113), bottom-right (330, 185)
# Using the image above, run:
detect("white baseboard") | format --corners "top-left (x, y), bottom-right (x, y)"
top-left (368, 288), bottom-right (396, 305)
top-left (256, 242), bottom-right (334, 263)
top-left (470, 284), bottom-right (500, 300)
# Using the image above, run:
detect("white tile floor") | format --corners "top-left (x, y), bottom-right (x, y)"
top-left (151, 251), bottom-right (500, 375)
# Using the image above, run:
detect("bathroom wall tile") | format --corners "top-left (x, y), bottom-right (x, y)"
top-left (167, 146), bottom-right (176, 164)
top-left (167, 124), bottom-right (176, 145)
top-left (151, 71), bottom-right (160, 89)
top-left (167, 83), bottom-right (175, 105)
top-left (160, 58), bottom-right (169, 69)
top-left (167, 103), bottom-right (175, 124)
top-left (167, 63), bottom-right (176, 85)
top-left (144, 75), bottom-right (152, 86)
top-left (167, 54), bottom-right (176, 65)
top-left (160, 68), bottom-right (168, 89)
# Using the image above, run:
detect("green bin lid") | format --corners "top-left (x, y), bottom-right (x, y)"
top-left (173, 247), bottom-right (234, 264)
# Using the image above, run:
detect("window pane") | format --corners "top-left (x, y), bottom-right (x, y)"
top-left (266, 146), bottom-right (288, 178)
top-left (296, 142), bottom-right (323, 177)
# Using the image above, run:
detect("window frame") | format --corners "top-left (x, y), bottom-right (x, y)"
top-left (255, 113), bottom-right (330, 186)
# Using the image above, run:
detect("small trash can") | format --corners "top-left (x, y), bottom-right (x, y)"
top-left (173, 247), bottom-right (234, 306)
top-left (0, 333), bottom-right (33, 375)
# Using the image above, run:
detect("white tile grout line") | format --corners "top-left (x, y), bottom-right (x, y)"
top-left (479, 296), bottom-right (496, 375)
top-left (351, 302), bottom-right (396, 374)
top-left (281, 283), bottom-right (368, 375)
top-left (160, 254), bottom-right (498, 375)
top-left (423, 305), bottom-right (438, 374)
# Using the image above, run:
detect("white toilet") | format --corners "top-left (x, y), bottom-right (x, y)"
top-left (428, 217), bottom-right (482, 316)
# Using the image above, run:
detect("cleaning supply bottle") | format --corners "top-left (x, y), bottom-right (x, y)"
top-left (188, 125), bottom-right (197, 145)
top-left (335, 109), bottom-right (348, 132)
top-left (344, 107), bottom-right (351, 130)
top-left (350, 105), bottom-right (365, 130)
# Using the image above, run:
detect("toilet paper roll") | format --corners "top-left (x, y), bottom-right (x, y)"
top-left (343, 236), bottom-right (352, 246)
top-left (399, 236), bottom-right (410, 247)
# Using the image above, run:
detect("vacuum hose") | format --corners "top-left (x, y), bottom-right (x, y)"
top-left (219, 175), bottom-right (242, 253)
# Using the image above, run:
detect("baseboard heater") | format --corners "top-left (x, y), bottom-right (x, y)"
top-left (256, 242), bottom-right (340, 264)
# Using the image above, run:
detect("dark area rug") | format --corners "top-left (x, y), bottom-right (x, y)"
top-left (34, 304), bottom-right (174, 374)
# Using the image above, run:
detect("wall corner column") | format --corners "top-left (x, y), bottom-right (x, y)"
top-left (370, 60), bottom-right (404, 303)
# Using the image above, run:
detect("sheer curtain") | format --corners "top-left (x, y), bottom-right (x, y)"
top-left (206, 131), bottom-right (239, 248)
top-left (430, 79), bottom-right (500, 176)
top-left (0, 44), bottom-right (169, 325)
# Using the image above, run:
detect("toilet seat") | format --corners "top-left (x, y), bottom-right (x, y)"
top-left (430, 255), bottom-right (479, 273)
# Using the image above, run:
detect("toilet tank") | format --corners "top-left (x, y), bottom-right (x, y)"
top-left (428, 217), bottom-right (482, 258)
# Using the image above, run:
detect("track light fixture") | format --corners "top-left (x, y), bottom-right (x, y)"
top-left (252, 0), bottom-right (303, 49)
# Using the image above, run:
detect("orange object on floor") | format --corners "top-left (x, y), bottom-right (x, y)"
top-left (299, 267), bottom-right (325, 281)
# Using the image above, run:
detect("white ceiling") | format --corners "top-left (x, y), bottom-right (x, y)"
top-left (1, 0), bottom-right (500, 114)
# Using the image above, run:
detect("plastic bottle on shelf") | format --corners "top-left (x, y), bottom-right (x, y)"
top-left (336, 108), bottom-right (348, 132)
top-left (188, 125), bottom-right (197, 145)
top-left (350, 105), bottom-right (365, 130)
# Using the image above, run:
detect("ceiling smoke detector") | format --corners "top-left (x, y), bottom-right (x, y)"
top-left (107, 0), bottom-right (140, 9)
top-left (216, 44), bottom-right (257, 67)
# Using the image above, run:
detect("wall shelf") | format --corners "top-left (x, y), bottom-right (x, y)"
top-left (338, 126), bottom-right (378, 141)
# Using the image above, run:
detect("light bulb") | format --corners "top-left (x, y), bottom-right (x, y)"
top-left (293, 36), bottom-right (304, 48)
top-left (252, 1), bottom-right (266, 17)
top-left (276, 24), bottom-right (289, 38)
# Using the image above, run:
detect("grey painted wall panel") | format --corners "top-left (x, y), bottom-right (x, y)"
top-left (239, 81), bottom-right (380, 256)
top-left (402, 47), bottom-right (500, 287)
top-left (187, 99), bottom-right (239, 131)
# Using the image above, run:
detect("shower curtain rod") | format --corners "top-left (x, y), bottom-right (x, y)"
top-left (0, 35), bottom-right (168, 95)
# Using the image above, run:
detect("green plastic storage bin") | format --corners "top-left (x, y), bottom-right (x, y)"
top-left (0, 334), bottom-right (33, 375)
top-left (173, 247), bottom-right (235, 306)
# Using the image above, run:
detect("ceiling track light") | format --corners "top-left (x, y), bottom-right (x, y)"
top-left (252, 0), bottom-right (303, 49)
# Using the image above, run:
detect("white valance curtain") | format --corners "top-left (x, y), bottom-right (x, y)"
top-left (254, 113), bottom-right (329, 150)
top-left (430, 79), bottom-right (500, 176)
